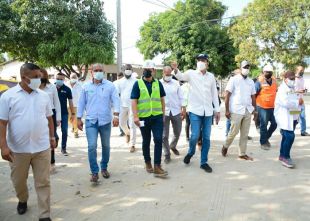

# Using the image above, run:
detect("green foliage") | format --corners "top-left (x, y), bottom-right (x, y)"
top-left (250, 68), bottom-right (262, 79)
top-left (229, 0), bottom-right (310, 68)
top-left (0, 0), bottom-right (115, 77)
top-left (137, 0), bottom-right (237, 77)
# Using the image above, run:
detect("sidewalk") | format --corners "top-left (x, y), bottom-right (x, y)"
top-left (0, 106), bottom-right (309, 221)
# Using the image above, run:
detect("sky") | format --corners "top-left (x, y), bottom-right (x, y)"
top-left (104, 0), bottom-right (253, 65)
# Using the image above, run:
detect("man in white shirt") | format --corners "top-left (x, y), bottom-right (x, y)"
top-left (295, 65), bottom-right (309, 136)
top-left (113, 72), bottom-right (126, 137)
top-left (160, 66), bottom-right (185, 163)
top-left (222, 60), bottom-right (256, 161)
top-left (70, 73), bottom-right (83, 138)
top-left (0, 63), bottom-right (56, 221)
top-left (175, 54), bottom-right (220, 173)
top-left (115, 64), bottom-right (137, 152)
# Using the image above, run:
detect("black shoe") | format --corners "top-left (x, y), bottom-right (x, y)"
top-left (200, 164), bottom-right (212, 173)
top-left (301, 132), bottom-right (310, 136)
top-left (183, 154), bottom-right (192, 164)
top-left (39, 218), bottom-right (52, 221)
top-left (61, 150), bottom-right (68, 156)
top-left (17, 202), bottom-right (27, 215)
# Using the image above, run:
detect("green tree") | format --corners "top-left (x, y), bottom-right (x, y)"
top-left (0, 0), bottom-right (115, 78)
top-left (137, 0), bottom-right (237, 77)
top-left (229, 0), bottom-right (310, 68)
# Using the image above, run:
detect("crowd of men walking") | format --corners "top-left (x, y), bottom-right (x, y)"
top-left (0, 54), bottom-right (308, 220)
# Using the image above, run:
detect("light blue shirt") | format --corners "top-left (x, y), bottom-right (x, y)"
top-left (77, 80), bottom-right (120, 126)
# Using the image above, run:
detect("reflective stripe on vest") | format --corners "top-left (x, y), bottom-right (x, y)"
top-left (137, 79), bottom-right (163, 118)
top-left (256, 76), bottom-right (277, 109)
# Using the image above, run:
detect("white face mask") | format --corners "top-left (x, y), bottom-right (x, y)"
top-left (241, 68), bottom-right (250, 76)
top-left (124, 70), bottom-right (132, 76)
top-left (70, 79), bottom-right (77, 84)
top-left (286, 79), bottom-right (295, 88)
top-left (164, 76), bottom-right (172, 82)
top-left (94, 72), bottom-right (104, 80)
top-left (197, 61), bottom-right (207, 71)
top-left (27, 77), bottom-right (41, 90)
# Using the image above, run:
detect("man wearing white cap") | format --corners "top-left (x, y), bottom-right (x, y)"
top-left (222, 60), bottom-right (256, 160)
top-left (115, 64), bottom-right (137, 152)
top-left (131, 60), bottom-right (168, 178)
top-left (174, 54), bottom-right (220, 173)
top-left (255, 64), bottom-right (277, 150)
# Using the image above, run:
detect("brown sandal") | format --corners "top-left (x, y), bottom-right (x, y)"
top-left (239, 155), bottom-right (253, 161)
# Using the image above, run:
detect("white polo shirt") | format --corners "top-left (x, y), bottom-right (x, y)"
top-left (160, 79), bottom-right (184, 116)
top-left (226, 74), bottom-right (256, 115)
top-left (0, 84), bottom-right (53, 153)
top-left (175, 69), bottom-right (220, 117)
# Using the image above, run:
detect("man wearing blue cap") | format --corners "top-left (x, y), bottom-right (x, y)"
top-left (174, 54), bottom-right (220, 173)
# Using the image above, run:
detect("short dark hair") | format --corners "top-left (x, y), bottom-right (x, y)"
top-left (284, 70), bottom-right (295, 78)
top-left (20, 63), bottom-right (41, 75)
top-left (56, 73), bottom-right (66, 77)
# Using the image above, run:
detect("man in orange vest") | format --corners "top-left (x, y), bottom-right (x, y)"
top-left (255, 64), bottom-right (277, 150)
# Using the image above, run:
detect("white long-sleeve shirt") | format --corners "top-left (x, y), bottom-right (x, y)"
top-left (42, 83), bottom-right (61, 121)
top-left (274, 82), bottom-right (300, 131)
top-left (115, 75), bottom-right (137, 108)
top-left (175, 69), bottom-right (220, 117)
top-left (160, 79), bottom-right (184, 116)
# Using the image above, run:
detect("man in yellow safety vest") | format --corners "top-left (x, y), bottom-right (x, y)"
top-left (131, 60), bottom-right (168, 178)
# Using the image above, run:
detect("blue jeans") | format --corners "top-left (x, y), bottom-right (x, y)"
top-left (299, 104), bottom-right (307, 133)
top-left (280, 121), bottom-right (297, 159)
top-left (139, 116), bottom-right (163, 165)
top-left (225, 119), bottom-right (231, 136)
top-left (85, 120), bottom-right (111, 174)
top-left (188, 112), bottom-right (212, 165)
top-left (55, 114), bottom-right (68, 151)
top-left (257, 106), bottom-right (277, 145)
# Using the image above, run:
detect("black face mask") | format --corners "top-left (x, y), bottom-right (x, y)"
top-left (41, 78), bottom-right (48, 84)
top-left (265, 72), bottom-right (272, 79)
top-left (143, 69), bottom-right (152, 78)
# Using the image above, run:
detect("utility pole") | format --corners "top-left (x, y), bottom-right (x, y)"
top-left (116, 0), bottom-right (122, 73)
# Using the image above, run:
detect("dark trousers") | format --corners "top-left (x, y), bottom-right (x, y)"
top-left (139, 116), bottom-right (164, 165)
top-left (257, 106), bottom-right (277, 145)
top-left (51, 109), bottom-right (58, 164)
top-left (55, 114), bottom-right (68, 151)
top-left (280, 121), bottom-right (297, 159)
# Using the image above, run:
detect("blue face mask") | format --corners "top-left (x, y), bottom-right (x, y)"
top-left (94, 72), bottom-right (104, 80)
top-left (56, 79), bottom-right (64, 87)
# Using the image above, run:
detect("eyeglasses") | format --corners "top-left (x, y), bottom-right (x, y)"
top-left (93, 69), bottom-right (103, 72)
